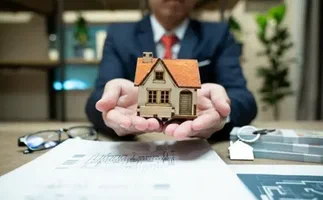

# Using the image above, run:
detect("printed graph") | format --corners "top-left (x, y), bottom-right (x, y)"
top-left (238, 174), bottom-right (323, 200)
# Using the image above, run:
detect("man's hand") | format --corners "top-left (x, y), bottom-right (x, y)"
top-left (164, 83), bottom-right (231, 139)
top-left (95, 79), bottom-right (162, 136)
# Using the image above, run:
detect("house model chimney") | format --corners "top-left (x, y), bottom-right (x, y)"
top-left (142, 52), bottom-right (153, 63)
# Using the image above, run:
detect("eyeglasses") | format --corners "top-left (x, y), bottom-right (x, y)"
top-left (18, 126), bottom-right (98, 154)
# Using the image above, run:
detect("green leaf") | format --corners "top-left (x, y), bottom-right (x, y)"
top-left (275, 90), bottom-right (294, 101)
top-left (269, 4), bottom-right (286, 25)
top-left (277, 67), bottom-right (288, 77)
top-left (275, 93), bottom-right (285, 101)
top-left (278, 28), bottom-right (289, 41)
top-left (259, 86), bottom-right (273, 94)
top-left (257, 67), bottom-right (273, 78)
top-left (228, 16), bottom-right (241, 32)
top-left (261, 95), bottom-right (277, 105)
top-left (257, 49), bottom-right (270, 57)
top-left (256, 14), bottom-right (268, 30)
top-left (277, 79), bottom-right (290, 88)
top-left (256, 14), bottom-right (268, 40)
top-left (257, 31), bottom-right (269, 44)
top-left (282, 42), bottom-right (294, 50)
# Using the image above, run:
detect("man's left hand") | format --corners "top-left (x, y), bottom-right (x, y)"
top-left (164, 83), bottom-right (231, 139)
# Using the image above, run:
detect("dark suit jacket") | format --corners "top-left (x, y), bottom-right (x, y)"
top-left (85, 15), bottom-right (257, 139)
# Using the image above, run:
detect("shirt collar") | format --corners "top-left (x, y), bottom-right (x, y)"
top-left (150, 14), bottom-right (189, 43)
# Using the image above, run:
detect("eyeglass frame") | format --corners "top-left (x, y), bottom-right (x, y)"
top-left (18, 125), bottom-right (99, 154)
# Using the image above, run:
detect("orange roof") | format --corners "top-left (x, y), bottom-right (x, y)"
top-left (134, 58), bottom-right (201, 88)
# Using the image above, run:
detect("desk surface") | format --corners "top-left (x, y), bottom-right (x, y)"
top-left (1, 121), bottom-right (322, 176)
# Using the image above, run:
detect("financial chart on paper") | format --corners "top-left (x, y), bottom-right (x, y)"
top-left (238, 174), bottom-right (323, 200)
top-left (55, 151), bottom-right (176, 172)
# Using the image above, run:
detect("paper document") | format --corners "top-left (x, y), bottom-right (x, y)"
top-left (0, 139), bottom-right (255, 200)
top-left (231, 165), bottom-right (323, 200)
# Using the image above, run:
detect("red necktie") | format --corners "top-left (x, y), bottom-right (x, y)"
top-left (160, 34), bottom-right (178, 59)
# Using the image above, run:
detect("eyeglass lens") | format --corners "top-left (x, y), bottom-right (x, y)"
top-left (68, 127), bottom-right (97, 140)
top-left (25, 131), bottom-right (60, 151)
top-left (24, 127), bottom-right (97, 152)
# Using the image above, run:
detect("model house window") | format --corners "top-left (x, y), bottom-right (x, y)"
top-left (148, 90), bottom-right (157, 103)
top-left (160, 91), bottom-right (169, 103)
top-left (155, 71), bottom-right (164, 80)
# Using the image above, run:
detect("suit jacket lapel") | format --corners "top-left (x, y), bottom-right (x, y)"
top-left (136, 15), bottom-right (157, 57)
top-left (178, 20), bottom-right (199, 59)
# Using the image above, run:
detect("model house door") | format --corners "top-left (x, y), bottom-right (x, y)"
top-left (179, 91), bottom-right (192, 115)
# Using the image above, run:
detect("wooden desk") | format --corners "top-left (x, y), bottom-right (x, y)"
top-left (1, 121), bottom-right (322, 176)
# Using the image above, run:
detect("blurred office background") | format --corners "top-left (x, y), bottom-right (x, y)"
top-left (0, 0), bottom-right (322, 122)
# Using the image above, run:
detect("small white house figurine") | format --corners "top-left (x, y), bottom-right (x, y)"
top-left (134, 52), bottom-right (201, 121)
top-left (228, 140), bottom-right (254, 161)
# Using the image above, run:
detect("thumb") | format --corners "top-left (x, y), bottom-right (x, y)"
top-left (210, 85), bottom-right (231, 117)
top-left (95, 82), bottom-right (121, 112)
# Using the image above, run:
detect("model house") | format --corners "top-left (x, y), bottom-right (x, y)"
top-left (134, 52), bottom-right (201, 121)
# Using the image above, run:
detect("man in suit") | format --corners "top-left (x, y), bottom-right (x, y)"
top-left (86, 0), bottom-right (257, 139)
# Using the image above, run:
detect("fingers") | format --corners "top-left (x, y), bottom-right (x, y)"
top-left (104, 110), bottom-right (160, 136)
top-left (130, 115), bottom-right (148, 131)
top-left (196, 95), bottom-right (213, 111)
top-left (147, 118), bottom-right (162, 132)
top-left (172, 121), bottom-right (194, 138)
top-left (214, 99), bottom-right (231, 117)
top-left (192, 128), bottom-right (217, 139)
top-left (209, 85), bottom-right (231, 117)
top-left (164, 116), bottom-right (217, 139)
top-left (164, 123), bottom-right (180, 136)
top-left (104, 109), bottom-right (132, 129)
top-left (166, 112), bottom-right (226, 139)
top-left (96, 79), bottom-right (138, 112)
top-left (96, 82), bottom-right (121, 113)
top-left (191, 111), bottom-right (221, 131)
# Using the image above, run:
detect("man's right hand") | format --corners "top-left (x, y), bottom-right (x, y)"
top-left (95, 79), bottom-right (162, 136)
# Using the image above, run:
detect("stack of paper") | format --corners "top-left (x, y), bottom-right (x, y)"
top-left (0, 139), bottom-right (256, 200)
top-left (230, 128), bottom-right (323, 163)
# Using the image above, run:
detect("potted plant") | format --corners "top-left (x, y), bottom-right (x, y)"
top-left (74, 15), bottom-right (90, 58)
top-left (255, 4), bottom-right (295, 120)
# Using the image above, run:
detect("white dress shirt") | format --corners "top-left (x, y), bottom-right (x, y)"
top-left (150, 15), bottom-right (189, 59)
